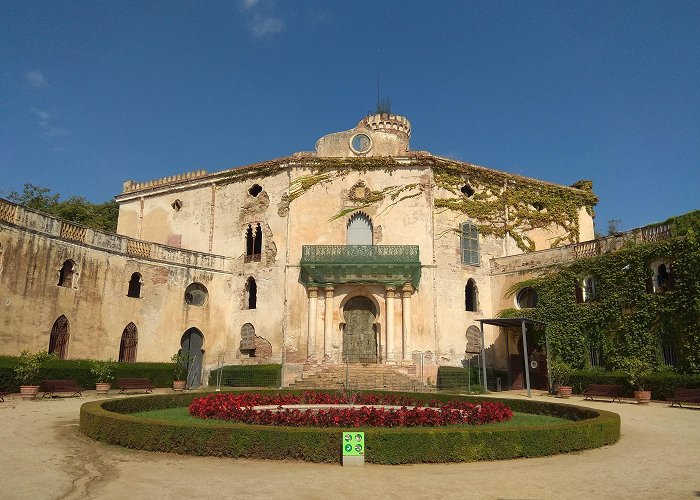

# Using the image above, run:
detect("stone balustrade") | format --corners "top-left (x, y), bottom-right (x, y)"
top-left (0, 198), bottom-right (230, 272)
top-left (492, 222), bottom-right (673, 275)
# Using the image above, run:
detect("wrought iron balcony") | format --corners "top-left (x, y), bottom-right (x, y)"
top-left (300, 245), bottom-right (421, 288)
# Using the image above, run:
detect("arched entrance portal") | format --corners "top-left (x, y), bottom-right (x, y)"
top-left (180, 328), bottom-right (204, 388)
top-left (343, 296), bottom-right (378, 363)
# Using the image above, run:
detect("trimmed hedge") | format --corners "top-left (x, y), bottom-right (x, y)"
top-left (208, 364), bottom-right (281, 388)
top-left (569, 369), bottom-right (700, 400)
top-left (80, 390), bottom-right (620, 464)
top-left (0, 356), bottom-right (174, 392)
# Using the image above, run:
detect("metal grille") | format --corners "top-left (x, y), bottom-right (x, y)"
top-left (119, 323), bottom-right (138, 362)
top-left (460, 222), bottom-right (480, 265)
top-left (59, 222), bottom-right (87, 242)
top-left (126, 240), bottom-right (152, 258)
top-left (301, 244), bottom-right (419, 263)
top-left (49, 315), bottom-right (70, 359)
top-left (0, 200), bottom-right (18, 224)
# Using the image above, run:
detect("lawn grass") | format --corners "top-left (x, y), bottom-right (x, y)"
top-left (132, 407), bottom-right (569, 427)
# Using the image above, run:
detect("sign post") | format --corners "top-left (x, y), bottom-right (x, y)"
top-left (341, 431), bottom-right (365, 466)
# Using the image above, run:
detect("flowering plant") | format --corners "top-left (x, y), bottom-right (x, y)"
top-left (188, 391), bottom-right (512, 427)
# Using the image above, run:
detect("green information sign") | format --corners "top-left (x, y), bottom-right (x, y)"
top-left (342, 431), bottom-right (365, 456)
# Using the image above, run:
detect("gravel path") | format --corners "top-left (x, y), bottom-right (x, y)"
top-left (1, 389), bottom-right (698, 499)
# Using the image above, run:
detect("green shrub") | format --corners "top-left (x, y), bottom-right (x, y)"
top-left (80, 389), bottom-right (620, 464)
top-left (209, 364), bottom-right (281, 388)
top-left (569, 369), bottom-right (700, 399)
top-left (437, 366), bottom-right (506, 392)
top-left (0, 356), bottom-right (175, 392)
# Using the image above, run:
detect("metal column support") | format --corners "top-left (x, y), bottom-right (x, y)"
top-left (478, 320), bottom-right (488, 393)
top-left (544, 329), bottom-right (552, 393)
top-left (521, 320), bottom-right (532, 398)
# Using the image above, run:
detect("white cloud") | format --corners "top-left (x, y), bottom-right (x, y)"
top-left (27, 70), bottom-right (47, 88)
top-left (31, 108), bottom-right (51, 121)
top-left (241, 0), bottom-right (260, 10)
top-left (250, 14), bottom-right (285, 38)
top-left (42, 127), bottom-right (69, 138)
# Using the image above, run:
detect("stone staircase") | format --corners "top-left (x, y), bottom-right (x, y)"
top-left (288, 363), bottom-right (423, 391)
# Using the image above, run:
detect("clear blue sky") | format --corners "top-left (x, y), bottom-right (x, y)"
top-left (2, 1), bottom-right (698, 232)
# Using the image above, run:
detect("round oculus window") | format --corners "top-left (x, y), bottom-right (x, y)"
top-left (516, 287), bottom-right (538, 309)
top-left (350, 134), bottom-right (372, 154)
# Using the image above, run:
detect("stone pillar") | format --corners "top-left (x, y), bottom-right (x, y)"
top-left (402, 283), bottom-right (413, 362)
top-left (323, 286), bottom-right (334, 361)
top-left (307, 287), bottom-right (318, 361)
top-left (385, 286), bottom-right (396, 363)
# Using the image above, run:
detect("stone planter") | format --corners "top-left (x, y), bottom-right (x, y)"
top-left (634, 390), bottom-right (651, 404)
top-left (557, 386), bottom-right (573, 398)
top-left (95, 382), bottom-right (111, 395)
top-left (20, 385), bottom-right (40, 400)
top-left (173, 380), bottom-right (187, 391)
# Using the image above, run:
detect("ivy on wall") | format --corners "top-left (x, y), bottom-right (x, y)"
top-left (219, 156), bottom-right (596, 251)
top-left (499, 211), bottom-right (700, 374)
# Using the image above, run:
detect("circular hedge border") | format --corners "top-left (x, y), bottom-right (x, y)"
top-left (79, 390), bottom-right (620, 464)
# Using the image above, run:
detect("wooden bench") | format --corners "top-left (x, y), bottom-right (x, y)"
top-left (0, 391), bottom-right (10, 402)
top-left (117, 378), bottom-right (155, 394)
top-left (669, 388), bottom-right (700, 408)
top-left (41, 379), bottom-right (84, 398)
top-left (583, 384), bottom-right (623, 402)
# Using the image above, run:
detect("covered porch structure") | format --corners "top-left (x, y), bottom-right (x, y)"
top-left (477, 317), bottom-right (547, 398)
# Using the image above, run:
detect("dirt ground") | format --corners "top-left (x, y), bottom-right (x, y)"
top-left (1, 389), bottom-right (698, 500)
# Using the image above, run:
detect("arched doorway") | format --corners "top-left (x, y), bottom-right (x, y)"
top-left (49, 315), bottom-right (70, 359)
top-left (342, 296), bottom-right (377, 363)
top-left (119, 323), bottom-right (138, 362)
top-left (180, 328), bottom-right (204, 388)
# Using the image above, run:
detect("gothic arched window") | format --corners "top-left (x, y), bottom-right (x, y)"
top-left (465, 279), bottom-right (478, 312)
top-left (347, 212), bottom-right (373, 245)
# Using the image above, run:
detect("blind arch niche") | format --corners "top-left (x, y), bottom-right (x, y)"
top-left (347, 212), bottom-right (373, 246)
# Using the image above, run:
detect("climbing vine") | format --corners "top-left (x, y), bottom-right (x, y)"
top-left (216, 155), bottom-right (596, 251)
top-left (499, 211), bottom-right (700, 374)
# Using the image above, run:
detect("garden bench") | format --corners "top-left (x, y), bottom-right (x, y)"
top-left (669, 388), bottom-right (700, 408)
top-left (117, 378), bottom-right (155, 394)
top-left (0, 391), bottom-right (10, 402)
top-left (41, 379), bottom-right (84, 398)
top-left (582, 384), bottom-right (623, 402)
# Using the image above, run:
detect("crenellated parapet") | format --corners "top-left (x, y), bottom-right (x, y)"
top-left (122, 169), bottom-right (208, 193)
top-left (359, 113), bottom-right (411, 139)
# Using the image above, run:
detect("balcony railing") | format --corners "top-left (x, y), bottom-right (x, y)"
top-left (301, 245), bottom-right (419, 264)
top-left (300, 245), bottom-right (421, 288)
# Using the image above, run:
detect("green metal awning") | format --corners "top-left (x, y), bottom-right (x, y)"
top-left (300, 245), bottom-right (421, 288)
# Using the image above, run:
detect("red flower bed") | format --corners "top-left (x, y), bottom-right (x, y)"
top-left (188, 392), bottom-right (512, 427)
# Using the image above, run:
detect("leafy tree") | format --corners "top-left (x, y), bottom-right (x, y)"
top-left (5, 183), bottom-right (118, 232)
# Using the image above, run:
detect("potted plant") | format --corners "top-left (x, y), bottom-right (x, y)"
top-left (550, 359), bottom-right (573, 398)
top-left (90, 359), bottom-right (117, 395)
top-left (171, 352), bottom-right (189, 391)
top-left (618, 356), bottom-right (652, 404)
top-left (14, 350), bottom-right (54, 400)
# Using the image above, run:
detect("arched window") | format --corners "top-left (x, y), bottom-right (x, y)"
top-left (58, 260), bottom-right (75, 287)
top-left (119, 323), bottom-right (138, 362)
top-left (245, 223), bottom-right (263, 262)
top-left (347, 212), bottom-right (373, 245)
top-left (577, 277), bottom-right (597, 303)
top-left (460, 222), bottom-right (480, 265)
top-left (657, 264), bottom-right (669, 289)
top-left (49, 315), bottom-right (70, 359)
top-left (127, 272), bottom-right (142, 298)
top-left (240, 323), bottom-right (256, 357)
top-left (246, 277), bottom-right (257, 309)
top-left (465, 279), bottom-right (478, 312)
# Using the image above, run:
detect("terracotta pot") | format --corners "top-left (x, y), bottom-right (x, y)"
top-left (20, 385), bottom-right (40, 400)
top-left (173, 380), bottom-right (187, 391)
top-left (557, 386), bottom-right (573, 398)
top-left (95, 382), bottom-right (111, 395)
top-left (634, 390), bottom-right (651, 404)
